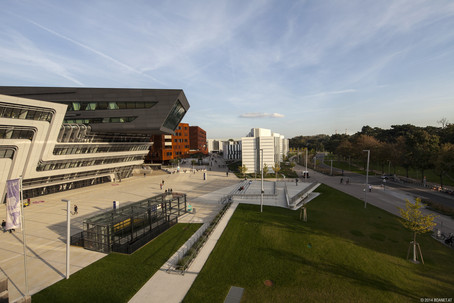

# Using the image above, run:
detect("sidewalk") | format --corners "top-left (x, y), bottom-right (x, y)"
top-left (129, 201), bottom-right (240, 303)
top-left (294, 164), bottom-right (454, 235)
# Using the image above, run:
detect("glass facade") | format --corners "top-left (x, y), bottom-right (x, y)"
top-left (0, 127), bottom-right (35, 140)
top-left (53, 144), bottom-right (149, 155)
top-left (163, 100), bottom-right (186, 131)
top-left (65, 101), bottom-right (157, 111)
top-left (64, 117), bottom-right (137, 124)
top-left (0, 148), bottom-right (15, 159)
top-left (36, 155), bottom-right (144, 171)
top-left (0, 103), bottom-right (53, 122)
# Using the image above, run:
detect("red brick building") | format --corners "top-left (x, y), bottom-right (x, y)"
top-left (189, 126), bottom-right (208, 154)
top-left (147, 123), bottom-right (190, 163)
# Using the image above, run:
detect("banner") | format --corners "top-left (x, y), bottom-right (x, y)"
top-left (6, 178), bottom-right (22, 230)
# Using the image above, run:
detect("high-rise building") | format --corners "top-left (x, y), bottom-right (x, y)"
top-left (241, 128), bottom-right (288, 174)
top-left (0, 86), bottom-right (189, 201)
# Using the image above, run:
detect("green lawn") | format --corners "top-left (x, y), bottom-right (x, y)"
top-left (183, 185), bottom-right (454, 303)
top-left (33, 223), bottom-right (202, 303)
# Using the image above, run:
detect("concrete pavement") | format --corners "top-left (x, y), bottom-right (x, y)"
top-left (0, 157), bottom-right (239, 303)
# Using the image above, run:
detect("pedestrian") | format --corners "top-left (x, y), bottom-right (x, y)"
top-left (162, 179), bottom-right (165, 185)
top-left (340, 178), bottom-right (343, 184)
top-left (369, 185), bottom-right (372, 192)
top-left (160, 183), bottom-right (163, 190)
top-left (74, 204), bottom-right (78, 215)
top-left (144, 173), bottom-right (146, 177)
top-left (346, 178), bottom-right (350, 185)
top-left (1, 220), bottom-right (5, 232)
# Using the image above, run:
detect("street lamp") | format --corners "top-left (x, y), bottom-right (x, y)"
top-left (61, 199), bottom-right (71, 279)
top-left (260, 149), bottom-right (264, 213)
top-left (363, 150), bottom-right (370, 208)
top-left (305, 148), bottom-right (308, 182)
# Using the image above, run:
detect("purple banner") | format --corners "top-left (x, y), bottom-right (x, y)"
top-left (6, 178), bottom-right (22, 230)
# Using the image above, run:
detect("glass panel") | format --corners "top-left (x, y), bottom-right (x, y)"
top-left (163, 100), bottom-right (186, 131)
top-left (85, 103), bottom-right (97, 110)
top-left (108, 102), bottom-right (119, 109)
top-left (72, 102), bottom-right (81, 111)
top-left (97, 102), bottom-right (108, 110)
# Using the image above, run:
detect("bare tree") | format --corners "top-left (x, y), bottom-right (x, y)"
top-left (437, 118), bottom-right (449, 129)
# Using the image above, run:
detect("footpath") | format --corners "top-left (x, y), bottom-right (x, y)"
top-left (293, 164), bottom-right (454, 235)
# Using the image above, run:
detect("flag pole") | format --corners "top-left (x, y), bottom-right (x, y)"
top-left (20, 176), bottom-right (29, 296)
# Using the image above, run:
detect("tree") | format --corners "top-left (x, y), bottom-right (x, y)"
top-left (272, 162), bottom-right (281, 179)
top-left (336, 139), bottom-right (353, 160)
top-left (434, 143), bottom-right (454, 188)
top-left (407, 130), bottom-right (439, 182)
top-left (239, 165), bottom-right (248, 179)
top-left (262, 164), bottom-right (269, 177)
top-left (437, 118), bottom-right (448, 129)
top-left (398, 198), bottom-right (437, 264)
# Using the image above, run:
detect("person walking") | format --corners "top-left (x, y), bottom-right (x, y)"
top-left (74, 204), bottom-right (78, 215)
top-left (1, 220), bottom-right (6, 232)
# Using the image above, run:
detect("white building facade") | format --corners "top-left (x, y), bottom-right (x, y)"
top-left (241, 128), bottom-right (288, 174)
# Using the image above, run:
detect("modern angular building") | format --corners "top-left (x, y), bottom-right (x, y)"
top-left (0, 86), bottom-right (189, 202)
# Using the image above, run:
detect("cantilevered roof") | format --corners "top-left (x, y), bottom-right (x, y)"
top-left (0, 86), bottom-right (190, 135)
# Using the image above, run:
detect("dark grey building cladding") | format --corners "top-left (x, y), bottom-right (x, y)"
top-left (0, 86), bottom-right (190, 135)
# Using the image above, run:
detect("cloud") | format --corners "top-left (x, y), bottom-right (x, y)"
top-left (301, 89), bottom-right (357, 99)
top-left (239, 112), bottom-right (285, 118)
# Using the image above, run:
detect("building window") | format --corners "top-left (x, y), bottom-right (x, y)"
top-left (163, 100), bottom-right (186, 131)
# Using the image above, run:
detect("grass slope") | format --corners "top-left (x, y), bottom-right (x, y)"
top-left (183, 185), bottom-right (454, 303)
top-left (33, 223), bottom-right (201, 303)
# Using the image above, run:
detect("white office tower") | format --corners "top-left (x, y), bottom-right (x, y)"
top-left (241, 128), bottom-right (288, 174)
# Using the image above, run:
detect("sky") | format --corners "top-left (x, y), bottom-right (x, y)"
top-left (1, 0), bottom-right (454, 139)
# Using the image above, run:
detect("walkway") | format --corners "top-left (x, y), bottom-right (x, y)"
top-left (129, 201), bottom-right (240, 303)
top-left (293, 164), bottom-right (454, 235)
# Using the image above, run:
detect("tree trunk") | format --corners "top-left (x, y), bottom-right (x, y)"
top-left (413, 232), bottom-right (417, 263)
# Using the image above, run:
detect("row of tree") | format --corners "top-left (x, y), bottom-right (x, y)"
top-left (290, 123), bottom-right (454, 186)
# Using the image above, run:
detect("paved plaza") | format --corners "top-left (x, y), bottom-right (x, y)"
top-left (0, 159), bottom-right (241, 302)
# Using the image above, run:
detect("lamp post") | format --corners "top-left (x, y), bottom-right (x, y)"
top-left (305, 148), bottom-right (308, 182)
top-left (330, 160), bottom-right (333, 176)
top-left (363, 150), bottom-right (370, 208)
top-left (260, 149), bottom-right (264, 213)
top-left (61, 199), bottom-right (71, 279)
